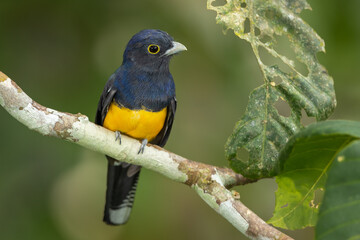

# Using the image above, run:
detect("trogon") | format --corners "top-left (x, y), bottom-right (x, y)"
top-left (95, 29), bottom-right (186, 225)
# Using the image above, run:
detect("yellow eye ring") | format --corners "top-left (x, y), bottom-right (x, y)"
top-left (148, 44), bottom-right (160, 54)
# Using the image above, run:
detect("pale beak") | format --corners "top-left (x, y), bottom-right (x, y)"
top-left (163, 41), bottom-right (187, 56)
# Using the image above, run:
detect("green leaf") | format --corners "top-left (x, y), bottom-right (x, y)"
top-left (316, 141), bottom-right (360, 240)
top-left (268, 120), bottom-right (360, 230)
top-left (208, 0), bottom-right (336, 178)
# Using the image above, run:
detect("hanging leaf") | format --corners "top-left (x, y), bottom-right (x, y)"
top-left (268, 120), bottom-right (360, 230)
top-left (208, 0), bottom-right (336, 178)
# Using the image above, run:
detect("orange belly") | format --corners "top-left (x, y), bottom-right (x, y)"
top-left (103, 102), bottom-right (167, 141)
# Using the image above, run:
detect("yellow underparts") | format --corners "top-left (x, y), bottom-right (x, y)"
top-left (103, 102), bottom-right (167, 141)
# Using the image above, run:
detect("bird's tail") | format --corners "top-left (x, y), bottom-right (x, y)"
top-left (103, 156), bottom-right (141, 225)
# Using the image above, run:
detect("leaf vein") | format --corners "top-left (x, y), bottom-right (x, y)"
top-left (271, 137), bottom-right (353, 225)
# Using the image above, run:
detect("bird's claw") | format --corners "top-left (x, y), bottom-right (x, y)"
top-left (138, 139), bottom-right (148, 154)
top-left (115, 131), bottom-right (122, 144)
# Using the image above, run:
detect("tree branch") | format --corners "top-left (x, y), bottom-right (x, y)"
top-left (0, 71), bottom-right (292, 240)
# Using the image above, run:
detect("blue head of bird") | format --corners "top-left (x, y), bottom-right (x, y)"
top-left (122, 29), bottom-right (187, 72)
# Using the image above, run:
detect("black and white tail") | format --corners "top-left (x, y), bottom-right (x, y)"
top-left (103, 156), bottom-right (141, 225)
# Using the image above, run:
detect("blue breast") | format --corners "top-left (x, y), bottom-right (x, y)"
top-left (113, 64), bottom-right (175, 111)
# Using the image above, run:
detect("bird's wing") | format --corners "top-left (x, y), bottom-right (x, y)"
top-left (95, 74), bottom-right (117, 126)
top-left (151, 97), bottom-right (177, 147)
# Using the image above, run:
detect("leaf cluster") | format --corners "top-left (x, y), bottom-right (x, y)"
top-left (208, 0), bottom-right (360, 238)
top-left (209, 0), bottom-right (335, 178)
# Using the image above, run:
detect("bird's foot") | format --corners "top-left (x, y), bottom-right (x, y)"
top-left (115, 131), bottom-right (122, 144)
top-left (138, 139), bottom-right (148, 154)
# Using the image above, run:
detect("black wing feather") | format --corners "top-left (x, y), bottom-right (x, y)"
top-left (95, 73), bottom-right (117, 125)
top-left (151, 97), bottom-right (177, 147)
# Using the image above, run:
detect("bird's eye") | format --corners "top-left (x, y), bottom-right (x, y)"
top-left (148, 44), bottom-right (160, 54)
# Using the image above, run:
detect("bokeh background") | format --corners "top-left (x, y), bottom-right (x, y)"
top-left (0, 0), bottom-right (359, 239)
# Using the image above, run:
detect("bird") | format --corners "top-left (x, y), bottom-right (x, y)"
top-left (95, 29), bottom-right (186, 225)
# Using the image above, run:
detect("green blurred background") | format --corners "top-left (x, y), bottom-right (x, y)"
top-left (0, 0), bottom-right (359, 239)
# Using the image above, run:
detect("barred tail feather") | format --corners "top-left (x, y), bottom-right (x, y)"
top-left (104, 156), bottom-right (141, 225)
